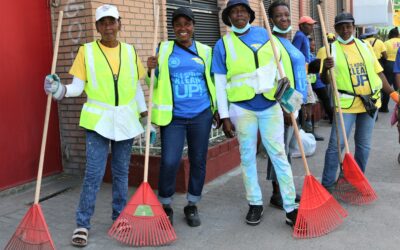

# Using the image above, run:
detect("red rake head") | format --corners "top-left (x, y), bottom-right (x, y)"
top-left (294, 175), bottom-right (348, 239)
top-left (5, 204), bottom-right (55, 250)
top-left (334, 153), bottom-right (377, 205)
top-left (108, 182), bottom-right (177, 246)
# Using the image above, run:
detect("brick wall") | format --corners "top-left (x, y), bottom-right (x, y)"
top-left (50, 0), bottom-right (347, 174)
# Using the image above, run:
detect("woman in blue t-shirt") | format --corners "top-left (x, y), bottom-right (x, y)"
top-left (147, 7), bottom-right (218, 227)
top-left (265, 0), bottom-right (307, 210)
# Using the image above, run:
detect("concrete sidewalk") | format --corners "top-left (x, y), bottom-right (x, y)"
top-left (1, 111), bottom-right (400, 249)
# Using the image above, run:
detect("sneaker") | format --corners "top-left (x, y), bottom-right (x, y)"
top-left (245, 205), bottom-right (263, 225)
top-left (312, 132), bottom-right (324, 141)
top-left (270, 193), bottom-right (301, 210)
top-left (184, 205), bottom-right (201, 227)
top-left (286, 208), bottom-right (298, 227)
top-left (163, 205), bottom-right (174, 226)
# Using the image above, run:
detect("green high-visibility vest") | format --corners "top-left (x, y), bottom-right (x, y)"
top-left (148, 40), bottom-right (217, 126)
top-left (80, 41), bottom-right (142, 141)
top-left (331, 39), bottom-right (382, 109)
top-left (222, 32), bottom-right (293, 102)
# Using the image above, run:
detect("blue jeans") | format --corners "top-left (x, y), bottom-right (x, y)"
top-left (229, 103), bottom-right (297, 212)
top-left (158, 108), bottom-right (213, 205)
top-left (76, 131), bottom-right (133, 229)
top-left (322, 111), bottom-right (377, 187)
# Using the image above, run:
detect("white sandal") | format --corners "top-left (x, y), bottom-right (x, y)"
top-left (71, 227), bottom-right (89, 247)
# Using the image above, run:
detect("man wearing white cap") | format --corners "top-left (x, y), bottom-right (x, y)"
top-left (44, 4), bottom-right (154, 247)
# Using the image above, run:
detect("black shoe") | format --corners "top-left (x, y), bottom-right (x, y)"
top-left (184, 205), bottom-right (201, 227)
top-left (245, 205), bottom-right (263, 225)
top-left (270, 194), bottom-right (301, 210)
top-left (163, 205), bottom-right (174, 226)
top-left (286, 208), bottom-right (298, 227)
top-left (379, 107), bottom-right (389, 113)
top-left (312, 133), bottom-right (324, 141)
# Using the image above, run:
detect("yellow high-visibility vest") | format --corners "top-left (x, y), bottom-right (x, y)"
top-left (80, 41), bottom-right (143, 141)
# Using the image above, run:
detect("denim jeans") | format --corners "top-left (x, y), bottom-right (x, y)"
top-left (229, 103), bottom-right (297, 212)
top-left (322, 111), bottom-right (377, 188)
top-left (76, 130), bottom-right (133, 229)
top-left (158, 108), bottom-right (213, 205)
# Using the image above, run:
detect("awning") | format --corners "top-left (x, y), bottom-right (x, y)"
top-left (353, 0), bottom-right (393, 26)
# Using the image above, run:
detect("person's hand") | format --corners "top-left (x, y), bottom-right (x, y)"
top-left (213, 112), bottom-right (222, 129)
top-left (390, 91), bottom-right (400, 104)
top-left (44, 74), bottom-right (66, 100)
top-left (140, 116), bottom-right (157, 144)
top-left (147, 56), bottom-right (157, 70)
top-left (222, 118), bottom-right (235, 138)
top-left (323, 57), bottom-right (334, 71)
top-left (283, 110), bottom-right (292, 126)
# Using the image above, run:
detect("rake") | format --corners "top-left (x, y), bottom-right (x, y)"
top-left (317, 5), bottom-right (377, 205)
top-left (5, 11), bottom-right (64, 250)
top-left (108, 4), bottom-right (177, 246)
top-left (260, 1), bottom-right (347, 238)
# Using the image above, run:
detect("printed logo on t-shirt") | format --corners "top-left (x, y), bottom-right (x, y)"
top-left (250, 43), bottom-right (262, 50)
top-left (349, 62), bottom-right (368, 87)
top-left (191, 57), bottom-right (204, 65)
top-left (172, 72), bottom-right (206, 98)
top-left (169, 56), bottom-right (181, 68)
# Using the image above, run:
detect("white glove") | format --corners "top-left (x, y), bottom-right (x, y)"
top-left (140, 117), bottom-right (157, 144)
top-left (44, 74), bottom-right (66, 100)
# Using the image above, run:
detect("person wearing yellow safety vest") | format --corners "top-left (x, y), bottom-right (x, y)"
top-left (146, 7), bottom-right (218, 228)
top-left (382, 27), bottom-right (400, 112)
top-left (320, 12), bottom-right (399, 193)
top-left (44, 5), bottom-right (154, 247)
top-left (212, 0), bottom-right (299, 228)
top-left (265, 0), bottom-right (306, 212)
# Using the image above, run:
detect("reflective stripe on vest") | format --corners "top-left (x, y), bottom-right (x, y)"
top-left (332, 39), bottom-right (382, 109)
top-left (80, 41), bottom-right (142, 141)
top-left (151, 40), bottom-right (216, 126)
top-left (223, 31), bottom-right (281, 102)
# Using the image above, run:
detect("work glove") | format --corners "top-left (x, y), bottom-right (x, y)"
top-left (274, 77), bottom-right (303, 113)
top-left (140, 116), bottom-right (157, 144)
top-left (44, 74), bottom-right (66, 100)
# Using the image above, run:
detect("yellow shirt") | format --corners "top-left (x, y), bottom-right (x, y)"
top-left (363, 37), bottom-right (386, 59)
top-left (69, 41), bottom-right (146, 81)
top-left (318, 42), bottom-right (383, 113)
top-left (384, 38), bottom-right (400, 61)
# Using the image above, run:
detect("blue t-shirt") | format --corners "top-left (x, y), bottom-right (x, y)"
top-left (276, 36), bottom-right (308, 103)
top-left (212, 26), bottom-right (276, 111)
top-left (161, 43), bottom-right (210, 118)
top-left (292, 30), bottom-right (312, 63)
top-left (393, 49), bottom-right (400, 73)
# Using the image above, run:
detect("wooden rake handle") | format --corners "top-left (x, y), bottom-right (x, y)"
top-left (317, 5), bottom-right (350, 154)
top-left (260, 2), bottom-right (311, 176)
top-left (34, 11), bottom-right (64, 204)
top-left (143, 5), bottom-right (160, 183)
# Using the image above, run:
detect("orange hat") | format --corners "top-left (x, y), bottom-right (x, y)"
top-left (299, 16), bottom-right (317, 25)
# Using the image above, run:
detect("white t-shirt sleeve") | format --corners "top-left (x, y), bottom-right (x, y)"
top-left (65, 76), bottom-right (85, 97)
top-left (215, 74), bottom-right (229, 119)
top-left (135, 81), bottom-right (147, 113)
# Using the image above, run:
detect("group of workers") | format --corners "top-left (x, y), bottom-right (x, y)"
top-left (43, 0), bottom-right (400, 247)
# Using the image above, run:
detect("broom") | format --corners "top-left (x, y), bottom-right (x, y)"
top-left (260, 1), bottom-right (347, 238)
top-left (108, 4), bottom-right (177, 246)
top-left (5, 11), bottom-right (64, 250)
top-left (317, 5), bottom-right (377, 205)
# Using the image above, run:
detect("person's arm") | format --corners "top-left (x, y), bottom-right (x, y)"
top-left (65, 77), bottom-right (85, 97)
top-left (135, 81), bottom-right (147, 114)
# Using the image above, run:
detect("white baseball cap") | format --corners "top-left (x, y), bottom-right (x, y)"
top-left (95, 4), bottom-right (119, 21)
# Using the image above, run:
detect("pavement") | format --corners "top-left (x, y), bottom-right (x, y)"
top-left (1, 110), bottom-right (400, 250)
